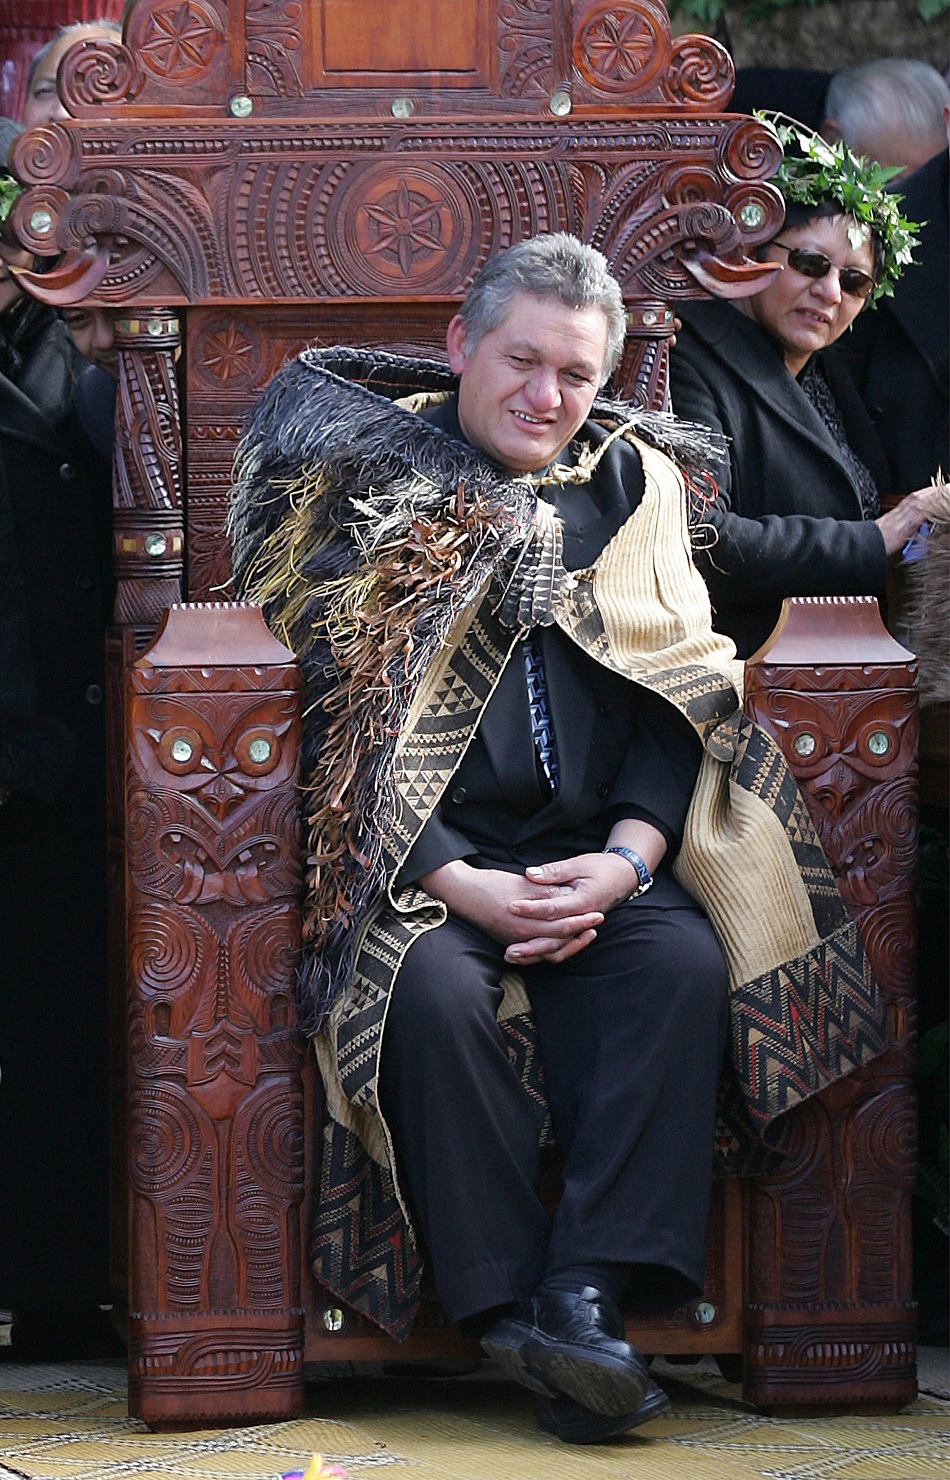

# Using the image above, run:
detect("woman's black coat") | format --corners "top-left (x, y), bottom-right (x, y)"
top-left (0, 309), bottom-right (115, 1311)
top-left (670, 298), bottom-right (891, 657)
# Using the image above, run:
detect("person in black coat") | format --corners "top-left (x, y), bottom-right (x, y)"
top-left (832, 144), bottom-right (949, 495)
top-left (670, 123), bottom-right (945, 658)
top-left (0, 253), bottom-right (118, 1357)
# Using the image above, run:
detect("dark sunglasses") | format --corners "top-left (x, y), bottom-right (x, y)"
top-left (771, 242), bottom-right (876, 299)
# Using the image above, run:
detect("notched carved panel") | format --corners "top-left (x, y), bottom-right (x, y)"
top-left (246, 0), bottom-right (306, 97)
top-left (498, 0), bottom-right (565, 99)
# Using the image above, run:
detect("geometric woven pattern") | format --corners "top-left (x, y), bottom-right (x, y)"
top-left (732, 917), bottom-right (887, 1139)
top-left (0, 1356), bottom-right (947, 1479)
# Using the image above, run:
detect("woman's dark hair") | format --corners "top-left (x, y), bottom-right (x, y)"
top-left (765, 199), bottom-right (886, 283)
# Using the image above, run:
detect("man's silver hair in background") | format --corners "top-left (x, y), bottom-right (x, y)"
top-left (457, 233), bottom-right (627, 385)
top-left (825, 59), bottom-right (950, 158)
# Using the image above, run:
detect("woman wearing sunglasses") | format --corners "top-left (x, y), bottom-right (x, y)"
top-left (670, 121), bottom-right (944, 658)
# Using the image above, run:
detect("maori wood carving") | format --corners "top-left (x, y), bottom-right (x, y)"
top-left (743, 598), bottom-right (917, 1411)
top-left (125, 603), bottom-right (305, 1426)
top-left (8, 0), bottom-right (783, 601)
top-left (6, 0), bottom-right (921, 1425)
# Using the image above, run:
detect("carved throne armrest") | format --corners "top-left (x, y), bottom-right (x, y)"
top-left (125, 594), bottom-right (918, 1427)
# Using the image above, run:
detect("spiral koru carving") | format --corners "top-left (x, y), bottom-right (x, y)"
top-left (130, 900), bottom-right (204, 998)
top-left (229, 907), bottom-right (302, 1011)
top-left (241, 1089), bottom-right (305, 1199)
top-left (59, 40), bottom-right (144, 110)
top-left (852, 896), bottom-right (915, 999)
top-left (720, 116), bottom-right (784, 183)
top-left (126, 0), bottom-right (224, 83)
top-left (129, 1084), bottom-right (204, 1194)
top-left (850, 1085), bottom-right (917, 1184)
top-left (662, 35), bottom-right (733, 109)
top-left (574, 0), bottom-right (666, 96)
top-left (9, 126), bottom-right (80, 190)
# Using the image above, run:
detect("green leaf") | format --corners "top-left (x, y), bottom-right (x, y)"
top-left (917, 0), bottom-right (949, 19)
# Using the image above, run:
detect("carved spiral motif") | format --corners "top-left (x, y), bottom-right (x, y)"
top-left (853, 896), bottom-right (915, 998)
top-left (130, 902), bottom-right (202, 995)
top-left (59, 40), bottom-right (144, 109)
top-left (662, 36), bottom-right (733, 108)
top-left (129, 1085), bottom-right (203, 1193)
top-left (232, 908), bottom-right (299, 1002)
top-left (574, 1), bottom-right (666, 96)
top-left (9, 126), bottom-right (79, 189)
top-left (662, 166), bottom-right (720, 206)
top-left (10, 188), bottom-right (69, 255)
top-left (851, 1086), bottom-right (916, 1183)
top-left (243, 1089), bottom-right (305, 1195)
top-left (722, 184), bottom-right (784, 247)
top-left (720, 117), bottom-right (784, 184)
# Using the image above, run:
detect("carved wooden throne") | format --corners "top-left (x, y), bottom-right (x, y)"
top-left (9, 0), bottom-right (918, 1429)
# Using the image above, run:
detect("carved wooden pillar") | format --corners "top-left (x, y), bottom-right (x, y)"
top-left (743, 597), bottom-right (918, 1412)
top-left (619, 301), bottom-right (677, 409)
top-left (112, 310), bottom-right (184, 625)
top-left (125, 603), bottom-right (306, 1427)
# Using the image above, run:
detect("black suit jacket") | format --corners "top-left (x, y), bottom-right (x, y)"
top-left (670, 298), bottom-right (891, 657)
top-left (398, 398), bottom-right (703, 908)
top-left (832, 149), bottom-right (949, 494)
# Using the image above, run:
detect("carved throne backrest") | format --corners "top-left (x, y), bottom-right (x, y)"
top-left (9, 0), bottom-right (782, 611)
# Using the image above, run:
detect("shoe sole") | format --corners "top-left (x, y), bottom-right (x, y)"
top-left (480, 1324), bottom-right (558, 1398)
top-left (531, 1336), bottom-right (649, 1416)
top-left (482, 1319), bottom-right (649, 1417)
top-left (536, 1382), bottom-right (672, 1444)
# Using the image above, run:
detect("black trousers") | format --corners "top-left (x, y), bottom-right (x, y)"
top-left (378, 900), bottom-right (729, 1324)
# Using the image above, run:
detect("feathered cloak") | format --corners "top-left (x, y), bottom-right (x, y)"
top-left (231, 349), bottom-right (888, 1339)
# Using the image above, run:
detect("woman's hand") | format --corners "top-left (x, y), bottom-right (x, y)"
top-left (876, 484), bottom-right (947, 556)
top-left (419, 860), bottom-right (604, 964)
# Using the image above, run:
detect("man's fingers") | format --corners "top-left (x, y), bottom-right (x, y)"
top-left (510, 902), bottom-right (603, 929)
top-left (505, 928), bottom-right (598, 965)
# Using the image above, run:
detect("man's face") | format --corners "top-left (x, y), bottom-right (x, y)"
top-left (446, 290), bottom-right (609, 473)
top-left (23, 26), bottom-right (117, 128)
top-left (60, 305), bottom-right (119, 376)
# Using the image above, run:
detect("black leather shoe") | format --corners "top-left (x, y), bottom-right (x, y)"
top-left (480, 1285), bottom-right (650, 1416)
top-left (534, 1378), bottom-right (671, 1444)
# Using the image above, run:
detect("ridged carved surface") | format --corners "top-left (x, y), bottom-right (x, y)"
top-left (11, 115), bottom-right (782, 310)
top-left (745, 664), bottom-right (918, 1001)
top-left (125, 606), bottom-right (305, 1425)
top-left (113, 313), bottom-right (184, 626)
top-left (742, 623), bottom-right (917, 1412)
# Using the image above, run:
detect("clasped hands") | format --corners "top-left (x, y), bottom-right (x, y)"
top-left (419, 823), bottom-right (666, 967)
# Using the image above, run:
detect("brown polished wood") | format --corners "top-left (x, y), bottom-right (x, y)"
top-left (6, 0), bottom-right (920, 1427)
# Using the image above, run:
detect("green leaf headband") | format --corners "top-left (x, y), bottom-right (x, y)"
top-left (755, 113), bottom-right (922, 304)
top-left (0, 173), bottom-right (24, 226)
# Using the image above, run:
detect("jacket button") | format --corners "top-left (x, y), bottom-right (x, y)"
top-left (85, 684), bottom-right (104, 705)
top-left (76, 574), bottom-right (94, 591)
top-left (598, 702), bottom-right (612, 716)
top-left (59, 462), bottom-right (77, 482)
top-left (596, 781), bottom-right (609, 798)
top-left (450, 786), bottom-right (467, 804)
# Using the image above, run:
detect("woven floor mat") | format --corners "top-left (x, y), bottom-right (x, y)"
top-left (0, 1357), bottom-right (947, 1480)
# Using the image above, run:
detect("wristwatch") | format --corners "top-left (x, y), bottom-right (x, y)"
top-left (604, 845), bottom-right (653, 897)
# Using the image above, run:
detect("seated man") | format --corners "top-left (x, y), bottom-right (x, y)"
top-left (230, 234), bottom-right (887, 1443)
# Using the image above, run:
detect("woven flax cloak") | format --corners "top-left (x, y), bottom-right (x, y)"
top-left (231, 349), bottom-right (889, 1339)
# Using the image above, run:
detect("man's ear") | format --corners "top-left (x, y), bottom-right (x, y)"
top-left (446, 314), bottom-right (469, 374)
top-left (819, 117), bottom-right (843, 145)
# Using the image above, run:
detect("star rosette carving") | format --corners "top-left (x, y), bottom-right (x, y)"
top-left (362, 179), bottom-right (448, 278)
top-left (198, 321), bottom-right (261, 387)
top-left (135, 0), bottom-right (223, 81)
top-left (574, 1), bottom-right (665, 95)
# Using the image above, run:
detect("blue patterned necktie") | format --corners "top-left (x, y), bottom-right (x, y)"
top-left (523, 634), bottom-right (559, 794)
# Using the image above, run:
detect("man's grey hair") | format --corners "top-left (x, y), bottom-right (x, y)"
top-left (457, 233), bottom-right (627, 385)
top-left (825, 60), bottom-right (950, 157)
top-left (26, 20), bottom-right (122, 94)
